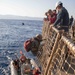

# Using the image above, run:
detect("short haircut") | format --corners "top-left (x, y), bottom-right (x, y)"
top-left (59, 3), bottom-right (63, 7)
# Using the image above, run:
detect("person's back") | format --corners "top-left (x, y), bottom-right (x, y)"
top-left (54, 7), bottom-right (69, 26)
top-left (60, 7), bottom-right (69, 26)
top-left (31, 34), bottom-right (42, 56)
top-left (69, 16), bottom-right (73, 26)
top-left (21, 63), bottom-right (32, 75)
top-left (54, 1), bottom-right (69, 32)
top-left (24, 39), bottom-right (32, 52)
top-left (31, 38), bottom-right (40, 55)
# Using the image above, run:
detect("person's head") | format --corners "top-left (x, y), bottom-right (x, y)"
top-left (35, 34), bottom-right (42, 41)
top-left (20, 54), bottom-right (26, 63)
top-left (26, 58), bottom-right (31, 64)
top-left (55, 1), bottom-right (63, 13)
top-left (13, 60), bottom-right (19, 69)
top-left (13, 60), bottom-right (18, 65)
top-left (48, 9), bottom-right (53, 16)
top-left (71, 16), bottom-right (73, 18)
top-left (45, 12), bottom-right (48, 16)
top-left (53, 10), bottom-right (56, 14)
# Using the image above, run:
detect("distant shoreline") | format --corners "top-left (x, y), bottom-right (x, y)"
top-left (0, 19), bottom-right (43, 22)
top-left (0, 15), bottom-right (43, 21)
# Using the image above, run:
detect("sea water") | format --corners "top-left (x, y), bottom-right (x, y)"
top-left (0, 19), bottom-right (43, 75)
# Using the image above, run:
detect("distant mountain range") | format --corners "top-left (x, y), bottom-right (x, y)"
top-left (0, 15), bottom-right (43, 20)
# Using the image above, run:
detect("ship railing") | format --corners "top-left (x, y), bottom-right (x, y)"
top-left (69, 20), bottom-right (75, 41)
top-left (45, 36), bottom-right (75, 75)
top-left (37, 21), bottom-right (75, 75)
top-left (37, 21), bottom-right (61, 75)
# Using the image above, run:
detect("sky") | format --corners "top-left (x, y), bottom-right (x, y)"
top-left (0, 0), bottom-right (75, 18)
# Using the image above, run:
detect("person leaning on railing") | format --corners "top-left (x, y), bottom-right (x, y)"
top-left (44, 9), bottom-right (52, 21)
top-left (44, 9), bottom-right (57, 24)
top-left (52, 1), bottom-right (69, 34)
top-left (44, 12), bottom-right (49, 21)
top-left (24, 34), bottom-right (42, 56)
top-left (69, 16), bottom-right (74, 27)
top-left (48, 9), bottom-right (57, 24)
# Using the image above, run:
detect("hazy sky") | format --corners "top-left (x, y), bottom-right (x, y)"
top-left (0, 0), bottom-right (75, 18)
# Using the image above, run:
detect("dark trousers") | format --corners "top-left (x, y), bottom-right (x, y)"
top-left (55, 26), bottom-right (69, 32)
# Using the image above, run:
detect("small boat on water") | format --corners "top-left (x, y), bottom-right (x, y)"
top-left (10, 57), bottom-right (41, 75)
top-left (10, 60), bottom-right (19, 75)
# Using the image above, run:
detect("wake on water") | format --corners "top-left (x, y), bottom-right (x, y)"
top-left (0, 19), bottom-right (43, 75)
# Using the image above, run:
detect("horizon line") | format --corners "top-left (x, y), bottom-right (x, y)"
top-left (0, 14), bottom-right (44, 18)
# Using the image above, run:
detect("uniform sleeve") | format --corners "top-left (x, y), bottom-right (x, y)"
top-left (54, 10), bottom-right (64, 26)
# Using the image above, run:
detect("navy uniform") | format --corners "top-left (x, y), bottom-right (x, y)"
top-left (54, 7), bottom-right (69, 32)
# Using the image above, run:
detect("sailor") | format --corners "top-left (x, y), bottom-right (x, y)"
top-left (47, 9), bottom-right (57, 24)
top-left (12, 60), bottom-right (19, 70)
top-left (24, 34), bottom-right (42, 56)
top-left (20, 54), bottom-right (26, 63)
top-left (53, 1), bottom-right (69, 32)
top-left (31, 34), bottom-right (42, 55)
top-left (21, 59), bottom-right (33, 75)
top-left (12, 59), bottom-right (21, 75)
top-left (44, 12), bottom-right (49, 21)
top-left (69, 16), bottom-right (74, 26)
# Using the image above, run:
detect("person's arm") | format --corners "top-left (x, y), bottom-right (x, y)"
top-left (24, 69), bottom-right (31, 73)
top-left (54, 10), bottom-right (64, 26)
top-left (24, 64), bottom-right (32, 73)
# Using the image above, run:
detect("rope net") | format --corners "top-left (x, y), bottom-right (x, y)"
top-left (37, 21), bottom-right (60, 75)
top-left (47, 36), bottom-right (75, 75)
top-left (36, 21), bottom-right (75, 75)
